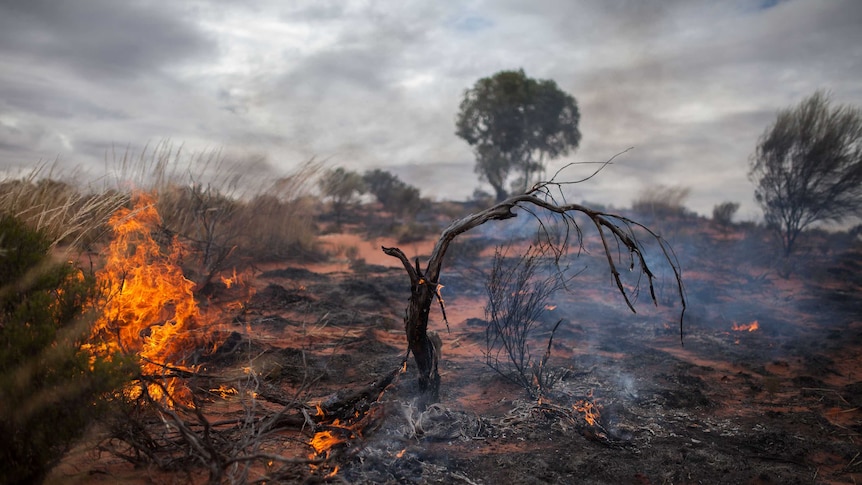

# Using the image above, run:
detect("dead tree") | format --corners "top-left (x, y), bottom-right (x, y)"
top-left (384, 161), bottom-right (686, 403)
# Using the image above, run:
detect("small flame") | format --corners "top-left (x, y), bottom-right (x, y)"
top-left (210, 385), bottom-right (238, 399)
top-left (396, 448), bottom-right (406, 459)
top-left (573, 390), bottom-right (601, 427)
top-left (326, 466), bottom-right (339, 478)
top-left (308, 419), bottom-right (360, 464)
top-left (732, 320), bottom-right (759, 332)
top-left (310, 430), bottom-right (345, 455)
top-left (220, 268), bottom-right (242, 288)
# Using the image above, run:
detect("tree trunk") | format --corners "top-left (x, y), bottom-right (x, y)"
top-left (404, 278), bottom-right (439, 400)
top-left (381, 248), bottom-right (441, 403)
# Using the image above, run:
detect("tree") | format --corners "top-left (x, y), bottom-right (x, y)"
top-left (318, 167), bottom-right (367, 224)
top-left (383, 161), bottom-right (685, 403)
top-left (456, 69), bottom-right (581, 201)
top-left (749, 91), bottom-right (862, 256)
top-left (362, 169), bottom-right (424, 218)
top-left (712, 201), bottom-right (740, 227)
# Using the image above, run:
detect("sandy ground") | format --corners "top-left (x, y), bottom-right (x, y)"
top-left (48, 225), bottom-right (862, 484)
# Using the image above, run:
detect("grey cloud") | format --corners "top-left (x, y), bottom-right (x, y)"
top-left (0, 0), bottom-right (215, 79)
top-left (2, 0), bottom-right (862, 220)
top-left (0, 76), bottom-right (129, 121)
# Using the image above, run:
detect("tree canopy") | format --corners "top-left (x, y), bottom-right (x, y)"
top-left (749, 91), bottom-right (862, 256)
top-left (362, 169), bottom-right (424, 217)
top-left (456, 69), bottom-right (581, 201)
top-left (318, 167), bottom-right (366, 223)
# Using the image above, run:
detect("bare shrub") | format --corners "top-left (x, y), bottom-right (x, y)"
top-left (102, 366), bottom-right (319, 484)
top-left (483, 243), bottom-right (570, 398)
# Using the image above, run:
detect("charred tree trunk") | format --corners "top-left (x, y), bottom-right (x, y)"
top-left (381, 248), bottom-right (442, 401)
top-left (384, 166), bottom-right (686, 404)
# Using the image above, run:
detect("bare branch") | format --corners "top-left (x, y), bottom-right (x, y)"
top-left (384, 154), bottom-right (687, 401)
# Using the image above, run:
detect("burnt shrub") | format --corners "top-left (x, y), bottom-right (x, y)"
top-left (0, 214), bottom-right (134, 485)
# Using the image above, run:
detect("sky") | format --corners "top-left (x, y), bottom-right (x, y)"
top-left (1, 0), bottom-right (861, 219)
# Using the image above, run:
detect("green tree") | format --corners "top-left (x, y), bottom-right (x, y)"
top-left (0, 214), bottom-right (134, 485)
top-left (456, 69), bottom-right (581, 201)
top-left (318, 167), bottom-right (367, 224)
top-left (362, 169), bottom-right (424, 218)
top-left (749, 91), bottom-right (862, 256)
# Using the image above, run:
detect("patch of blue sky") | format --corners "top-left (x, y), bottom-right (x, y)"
top-left (451, 15), bottom-right (493, 33)
top-left (756, 0), bottom-right (784, 11)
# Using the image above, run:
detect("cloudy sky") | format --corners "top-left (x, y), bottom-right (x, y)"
top-left (1, 0), bottom-right (861, 218)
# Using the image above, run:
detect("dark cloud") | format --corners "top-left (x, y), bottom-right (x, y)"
top-left (0, 0), bottom-right (215, 79)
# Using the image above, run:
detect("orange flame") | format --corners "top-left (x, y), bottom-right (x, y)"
top-left (308, 419), bottom-right (360, 462)
top-left (732, 320), bottom-right (759, 332)
top-left (573, 390), bottom-right (601, 427)
top-left (86, 192), bottom-right (212, 404)
top-left (310, 430), bottom-right (345, 455)
top-left (210, 385), bottom-right (238, 399)
top-left (220, 268), bottom-right (241, 288)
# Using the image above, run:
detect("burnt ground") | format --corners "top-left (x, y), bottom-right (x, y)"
top-left (50, 222), bottom-right (862, 484)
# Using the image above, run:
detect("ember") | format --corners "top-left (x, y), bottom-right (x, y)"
top-left (731, 320), bottom-right (759, 332)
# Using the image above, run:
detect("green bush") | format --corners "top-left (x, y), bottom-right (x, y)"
top-left (0, 214), bottom-right (135, 485)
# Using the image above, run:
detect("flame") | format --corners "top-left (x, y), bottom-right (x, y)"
top-left (573, 390), bottom-right (601, 427)
top-left (310, 430), bottom-right (345, 455)
top-left (210, 385), bottom-right (238, 399)
top-left (308, 419), bottom-right (360, 463)
top-left (396, 448), bottom-right (406, 459)
top-left (220, 268), bottom-right (241, 288)
top-left (732, 320), bottom-right (759, 332)
top-left (85, 192), bottom-right (214, 404)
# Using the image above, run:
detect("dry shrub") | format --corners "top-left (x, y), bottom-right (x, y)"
top-left (236, 160), bottom-right (325, 261)
top-left (240, 193), bottom-right (320, 261)
top-left (106, 144), bottom-right (325, 274)
top-left (484, 243), bottom-right (569, 398)
top-left (3, 143), bottom-right (325, 284)
top-left (0, 163), bottom-right (129, 249)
